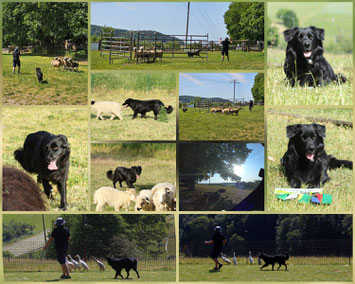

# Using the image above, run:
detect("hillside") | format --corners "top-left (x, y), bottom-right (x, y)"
top-left (91, 24), bottom-right (184, 43)
top-left (179, 95), bottom-right (232, 104)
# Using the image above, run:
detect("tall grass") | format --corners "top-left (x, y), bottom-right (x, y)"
top-left (3, 108), bottom-right (89, 211)
top-left (267, 109), bottom-right (352, 212)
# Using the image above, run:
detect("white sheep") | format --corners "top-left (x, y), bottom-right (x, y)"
top-left (91, 100), bottom-right (123, 120)
top-left (92, 256), bottom-right (106, 271)
top-left (76, 254), bottom-right (89, 271)
top-left (135, 189), bottom-right (155, 211)
top-left (94, 187), bottom-right (136, 211)
top-left (151, 183), bottom-right (176, 211)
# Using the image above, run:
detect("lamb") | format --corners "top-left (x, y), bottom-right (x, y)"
top-left (91, 100), bottom-right (123, 120)
top-left (51, 59), bottom-right (62, 70)
top-left (222, 108), bottom-right (231, 114)
top-left (229, 107), bottom-right (242, 116)
top-left (94, 187), bottom-right (136, 211)
top-left (151, 183), bottom-right (176, 211)
top-left (135, 189), bottom-right (155, 211)
top-left (211, 107), bottom-right (223, 113)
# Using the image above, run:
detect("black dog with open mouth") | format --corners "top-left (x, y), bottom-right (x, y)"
top-left (14, 131), bottom-right (70, 210)
top-left (283, 26), bottom-right (346, 87)
top-left (281, 123), bottom-right (352, 188)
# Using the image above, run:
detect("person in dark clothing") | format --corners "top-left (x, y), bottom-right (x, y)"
top-left (220, 37), bottom-right (232, 62)
top-left (204, 226), bottom-right (227, 270)
top-left (12, 47), bottom-right (21, 74)
top-left (44, 218), bottom-right (71, 279)
top-left (249, 100), bottom-right (254, 111)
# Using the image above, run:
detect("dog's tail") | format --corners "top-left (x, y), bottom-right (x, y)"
top-left (336, 73), bottom-right (347, 84)
top-left (165, 106), bottom-right (174, 114)
top-left (106, 170), bottom-right (114, 180)
top-left (328, 155), bottom-right (353, 170)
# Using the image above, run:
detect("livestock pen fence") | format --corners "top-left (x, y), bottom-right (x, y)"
top-left (99, 31), bottom-right (209, 64)
top-left (182, 100), bottom-right (264, 113)
top-left (180, 239), bottom-right (352, 265)
top-left (3, 239), bottom-right (176, 272)
top-left (209, 39), bottom-right (264, 52)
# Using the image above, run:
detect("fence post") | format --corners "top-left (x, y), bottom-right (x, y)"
top-left (154, 32), bottom-right (157, 61)
top-left (129, 31), bottom-right (133, 61)
top-left (172, 36), bottom-right (175, 58)
top-left (206, 33), bottom-right (209, 61)
top-left (136, 31), bottom-right (140, 64)
top-left (109, 30), bottom-right (113, 64)
top-left (100, 30), bottom-right (102, 57)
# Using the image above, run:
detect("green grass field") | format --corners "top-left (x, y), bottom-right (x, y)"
top-left (179, 261), bottom-right (352, 282)
top-left (2, 53), bottom-right (88, 105)
top-left (179, 106), bottom-right (264, 141)
top-left (180, 184), bottom-right (253, 211)
top-left (91, 143), bottom-right (176, 211)
top-left (267, 109), bottom-right (352, 212)
top-left (3, 108), bottom-right (89, 211)
top-left (91, 50), bottom-right (264, 70)
top-left (91, 89), bottom-right (177, 141)
top-left (267, 49), bottom-right (353, 105)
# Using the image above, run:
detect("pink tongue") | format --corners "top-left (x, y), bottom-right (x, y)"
top-left (48, 161), bottom-right (58, 170)
top-left (304, 51), bottom-right (312, 58)
top-left (306, 153), bottom-right (314, 161)
top-left (136, 175), bottom-right (140, 179)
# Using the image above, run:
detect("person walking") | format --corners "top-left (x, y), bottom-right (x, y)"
top-left (43, 217), bottom-right (71, 279)
top-left (220, 37), bottom-right (232, 62)
top-left (204, 225), bottom-right (227, 270)
top-left (12, 47), bottom-right (21, 74)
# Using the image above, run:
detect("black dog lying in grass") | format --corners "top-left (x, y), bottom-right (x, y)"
top-left (123, 98), bottom-right (173, 120)
top-left (14, 131), bottom-right (70, 210)
top-left (107, 257), bottom-right (140, 279)
top-left (187, 49), bottom-right (201, 57)
top-left (283, 26), bottom-right (346, 87)
top-left (106, 166), bottom-right (142, 188)
top-left (259, 253), bottom-right (289, 270)
top-left (281, 123), bottom-right (352, 188)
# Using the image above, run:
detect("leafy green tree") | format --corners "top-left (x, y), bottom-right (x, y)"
top-left (179, 143), bottom-right (252, 189)
top-left (276, 9), bottom-right (298, 28)
top-left (251, 73), bottom-right (264, 101)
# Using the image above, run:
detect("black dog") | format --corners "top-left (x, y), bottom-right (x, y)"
top-left (122, 98), bottom-right (173, 120)
top-left (281, 123), bottom-right (352, 188)
top-left (106, 166), bottom-right (142, 188)
top-left (36, 67), bottom-right (43, 83)
top-left (259, 253), bottom-right (289, 270)
top-left (283, 26), bottom-right (346, 87)
top-left (107, 257), bottom-right (140, 279)
top-left (14, 131), bottom-right (70, 210)
top-left (187, 49), bottom-right (201, 57)
top-left (182, 108), bottom-right (188, 112)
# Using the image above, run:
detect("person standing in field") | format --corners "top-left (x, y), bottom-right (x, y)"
top-left (43, 218), bottom-right (71, 279)
top-left (205, 225), bottom-right (227, 270)
top-left (12, 47), bottom-right (21, 74)
top-left (220, 37), bottom-right (232, 62)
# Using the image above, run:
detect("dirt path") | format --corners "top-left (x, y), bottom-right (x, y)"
top-left (3, 230), bottom-right (50, 257)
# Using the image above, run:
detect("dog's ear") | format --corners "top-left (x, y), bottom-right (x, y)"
top-left (57, 135), bottom-right (70, 148)
top-left (286, 124), bottom-right (301, 138)
top-left (283, 27), bottom-right (298, 42)
top-left (310, 26), bottom-right (325, 41)
top-left (313, 123), bottom-right (326, 138)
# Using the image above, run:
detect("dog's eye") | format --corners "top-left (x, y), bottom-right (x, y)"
top-left (308, 34), bottom-right (313, 39)
top-left (298, 34), bottom-right (304, 40)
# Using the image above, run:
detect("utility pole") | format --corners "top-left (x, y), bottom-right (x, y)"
top-left (185, 2), bottom-right (190, 48)
top-left (230, 79), bottom-right (240, 103)
top-left (42, 215), bottom-right (47, 243)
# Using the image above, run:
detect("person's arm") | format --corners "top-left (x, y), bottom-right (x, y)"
top-left (43, 236), bottom-right (54, 249)
top-left (205, 240), bottom-right (214, 244)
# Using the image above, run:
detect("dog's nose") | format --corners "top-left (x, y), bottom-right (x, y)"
top-left (304, 42), bottom-right (311, 49)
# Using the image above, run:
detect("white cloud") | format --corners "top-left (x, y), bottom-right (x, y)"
top-left (225, 73), bottom-right (249, 84)
top-left (180, 73), bottom-right (204, 86)
top-left (115, 3), bottom-right (136, 11)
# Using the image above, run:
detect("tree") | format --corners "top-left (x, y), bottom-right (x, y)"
top-left (251, 73), bottom-right (264, 101)
top-left (276, 9), bottom-right (298, 28)
top-left (3, 2), bottom-right (88, 51)
top-left (179, 143), bottom-right (252, 189)
top-left (224, 2), bottom-right (264, 41)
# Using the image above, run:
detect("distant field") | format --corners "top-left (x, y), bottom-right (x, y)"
top-left (267, 49), bottom-right (352, 105)
top-left (3, 215), bottom-right (59, 234)
top-left (180, 184), bottom-right (254, 211)
top-left (91, 50), bottom-right (264, 70)
top-left (267, 109), bottom-right (352, 212)
top-left (2, 54), bottom-right (88, 105)
top-left (179, 106), bottom-right (264, 141)
top-left (179, 259), bottom-right (352, 282)
top-left (91, 143), bottom-right (176, 211)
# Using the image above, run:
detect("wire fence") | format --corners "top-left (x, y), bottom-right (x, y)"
top-left (180, 239), bottom-right (352, 265)
top-left (4, 239), bottom-right (176, 272)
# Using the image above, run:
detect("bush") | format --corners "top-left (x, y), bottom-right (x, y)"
top-left (3, 220), bottom-right (34, 242)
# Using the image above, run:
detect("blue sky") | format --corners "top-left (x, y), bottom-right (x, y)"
top-left (180, 73), bottom-right (258, 102)
top-left (91, 2), bottom-right (230, 40)
top-left (200, 143), bottom-right (264, 183)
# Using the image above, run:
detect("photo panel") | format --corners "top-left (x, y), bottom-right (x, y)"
top-left (90, 72), bottom-right (177, 141)
top-left (3, 214), bottom-right (176, 282)
top-left (2, 108), bottom-right (89, 211)
top-left (2, 2), bottom-right (88, 105)
top-left (267, 108), bottom-right (352, 211)
top-left (179, 142), bottom-right (264, 211)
